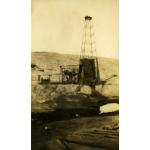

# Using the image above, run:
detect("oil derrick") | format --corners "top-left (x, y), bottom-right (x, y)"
top-left (79, 16), bottom-right (100, 86)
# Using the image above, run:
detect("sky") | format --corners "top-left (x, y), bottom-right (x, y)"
top-left (32, 0), bottom-right (118, 58)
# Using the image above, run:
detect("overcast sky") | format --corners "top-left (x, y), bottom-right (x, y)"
top-left (32, 0), bottom-right (118, 58)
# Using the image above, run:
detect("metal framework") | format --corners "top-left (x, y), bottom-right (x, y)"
top-left (81, 16), bottom-right (97, 59)
top-left (79, 16), bottom-right (100, 86)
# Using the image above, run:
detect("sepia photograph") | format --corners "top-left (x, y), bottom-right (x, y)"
top-left (2, 0), bottom-right (150, 150)
top-left (31, 0), bottom-right (119, 149)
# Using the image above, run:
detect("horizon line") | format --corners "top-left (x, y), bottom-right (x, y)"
top-left (31, 51), bottom-right (119, 59)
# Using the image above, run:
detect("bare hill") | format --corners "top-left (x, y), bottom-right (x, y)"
top-left (32, 52), bottom-right (118, 81)
top-left (31, 52), bottom-right (119, 112)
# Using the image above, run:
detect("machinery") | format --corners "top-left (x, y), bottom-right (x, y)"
top-left (60, 65), bottom-right (79, 84)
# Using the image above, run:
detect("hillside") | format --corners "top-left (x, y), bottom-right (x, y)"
top-left (31, 52), bottom-right (119, 112)
top-left (32, 52), bottom-right (118, 83)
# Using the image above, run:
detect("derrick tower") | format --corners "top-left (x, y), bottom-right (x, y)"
top-left (79, 16), bottom-right (100, 86)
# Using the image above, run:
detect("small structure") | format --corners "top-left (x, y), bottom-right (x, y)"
top-left (31, 64), bottom-right (44, 83)
top-left (31, 63), bottom-right (50, 84)
top-left (39, 74), bottom-right (51, 84)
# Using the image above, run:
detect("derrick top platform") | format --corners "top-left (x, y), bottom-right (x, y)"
top-left (85, 16), bottom-right (92, 20)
